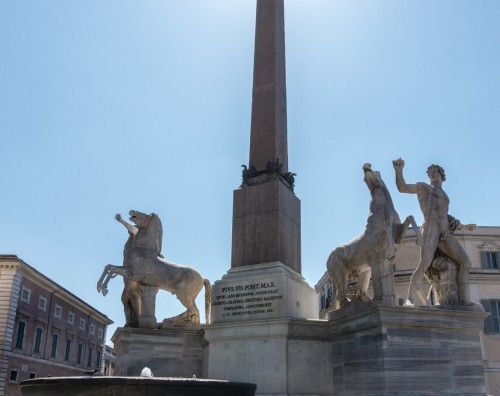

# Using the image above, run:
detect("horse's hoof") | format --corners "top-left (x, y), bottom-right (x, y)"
top-left (102, 288), bottom-right (108, 296)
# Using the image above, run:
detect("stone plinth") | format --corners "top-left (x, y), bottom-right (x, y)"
top-left (112, 327), bottom-right (206, 378)
top-left (204, 319), bottom-right (332, 396)
top-left (328, 305), bottom-right (489, 396)
top-left (231, 179), bottom-right (301, 273)
top-left (211, 262), bottom-right (317, 324)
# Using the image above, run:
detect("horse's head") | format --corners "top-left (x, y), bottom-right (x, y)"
top-left (129, 210), bottom-right (153, 228)
top-left (363, 163), bottom-right (383, 192)
top-left (129, 210), bottom-right (163, 251)
top-left (129, 210), bottom-right (161, 233)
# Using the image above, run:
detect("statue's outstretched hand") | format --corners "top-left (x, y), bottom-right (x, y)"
top-left (115, 213), bottom-right (122, 222)
top-left (393, 158), bottom-right (405, 170)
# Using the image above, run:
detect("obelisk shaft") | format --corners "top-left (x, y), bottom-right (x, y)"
top-left (231, 0), bottom-right (300, 274)
top-left (249, 0), bottom-right (288, 173)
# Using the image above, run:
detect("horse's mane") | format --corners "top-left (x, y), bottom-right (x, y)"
top-left (134, 213), bottom-right (163, 254)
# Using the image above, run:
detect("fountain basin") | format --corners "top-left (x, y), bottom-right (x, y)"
top-left (20, 376), bottom-right (257, 396)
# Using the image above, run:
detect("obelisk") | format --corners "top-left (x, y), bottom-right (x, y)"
top-left (231, 0), bottom-right (301, 273)
top-left (210, 0), bottom-right (316, 324)
top-left (249, 0), bottom-right (288, 173)
top-left (205, 3), bottom-right (321, 391)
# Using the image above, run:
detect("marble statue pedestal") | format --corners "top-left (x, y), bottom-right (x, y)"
top-left (210, 262), bottom-right (317, 324)
top-left (112, 327), bottom-right (206, 378)
top-left (328, 305), bottom-right (489, 396)
top-left (204, 318), bottom-right (332, 396)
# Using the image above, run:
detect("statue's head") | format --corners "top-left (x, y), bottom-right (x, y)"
top-left (129, 210), bottom-right (156, 228)
top-left (427, 164), bottom-right (446, 182)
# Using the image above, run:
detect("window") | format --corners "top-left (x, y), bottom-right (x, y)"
top-left (54, 305), bottom-right (62, 319)
top-left (9, 370), bottom-right (18, 383)
top-left (79, 318), bottom-right (86, 330)
top-left (33, 327), bottom-right (43, 354)
top-left (50, 333), bottom-right (59, 358)
top-left (90, 324), bottom-right (95, 335)
top-left (29, 372), bottom-right (36, 379)
top-left (77, 343), bottom-right (83, 365)
top-left (320, 294), bottom-right (326, 309)
top-left (98, 328), bottom-right (103, 339)
top-left (482, 251), bottom-right (500, 269)
top-left (87, 347), bottom-right (93, 368)
top-left (38, 296), bottom-right (47, 311)
top-left (15, 320), bottom-right (26, 349)
top-left (482, 300), bottom-right (500, 334)
top-left (64, 339), bottom-right (71, 361)
top-left (20, 287), bottom-right (31, 302)
top-left (326, 285), bottom-right (333, 307)
top-left (96, 351), bottom-right (102, 370)
top-left (68, 312), bottom-right (75, 325)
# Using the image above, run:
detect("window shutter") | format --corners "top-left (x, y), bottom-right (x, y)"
top-left (481, 299), bottom-right (494, 334)
top-left (480, 251), bottom-right (488, 269)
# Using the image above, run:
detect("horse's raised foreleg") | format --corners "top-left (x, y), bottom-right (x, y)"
top-left (396, 215), bottom-right (422, 246)
top-left (100, 270), bottom-right (120, 296)
top-left (97, 264), bottom-right (114, 294)
top-left (97, 265), bottom-right (130, 296)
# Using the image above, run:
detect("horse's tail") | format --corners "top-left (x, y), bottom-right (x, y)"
top-left (204, 279), bottom-right (212, 324)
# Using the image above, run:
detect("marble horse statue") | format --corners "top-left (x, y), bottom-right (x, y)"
top-left (327, 164), bottom-right (422, 309)
top-left (97, 210), bottom-right (211, 328)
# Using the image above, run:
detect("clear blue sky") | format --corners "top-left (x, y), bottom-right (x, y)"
top-left (1, 0), bottom-right (499, 343)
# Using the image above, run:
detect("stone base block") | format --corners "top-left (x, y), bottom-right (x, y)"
top-left (204, 319), bottom-right (332, 396)
top-left (112, 327), bottom-right (206, 378)
top-left (328, 305), bottom-right (489, 396)
top-left (210, 262), bottom-right (318, 323)
top-left (231, 179), bottom-right (301, 273)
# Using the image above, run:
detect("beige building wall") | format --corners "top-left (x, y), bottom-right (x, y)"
top-left (0, 262), bottom-right (22, 396)
top-left (316, 226), bottom-right (500, 396)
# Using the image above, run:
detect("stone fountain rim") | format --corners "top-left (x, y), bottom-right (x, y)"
top-left (21, 376), bottom-right (257, 388)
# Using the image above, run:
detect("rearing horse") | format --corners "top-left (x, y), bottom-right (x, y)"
top-left (327, 164), bottom-right (422, 309)
top-left (97, 210), bottom-right (211, 327)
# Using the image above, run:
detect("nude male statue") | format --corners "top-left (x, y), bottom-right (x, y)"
top-left (393, 158), bottom-right (473, 306)
top-left (115, 213), bottom-right (142, 327)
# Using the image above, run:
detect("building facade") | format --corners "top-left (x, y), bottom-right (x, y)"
top-left (315, 226), bottom-right (500, 396)
top-left (102, 344), bottom-right (116, 376)
top-left (0, 255), bottom-right (113, 396)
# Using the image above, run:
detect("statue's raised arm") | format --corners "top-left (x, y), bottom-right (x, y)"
top-left (115, 213), bottom-right (138, 236)
top-left (393, 158), bottom-right (420, 194)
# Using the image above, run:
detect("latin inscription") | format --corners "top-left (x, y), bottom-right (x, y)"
top-left (212, 281), bottom-right (283, 317)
